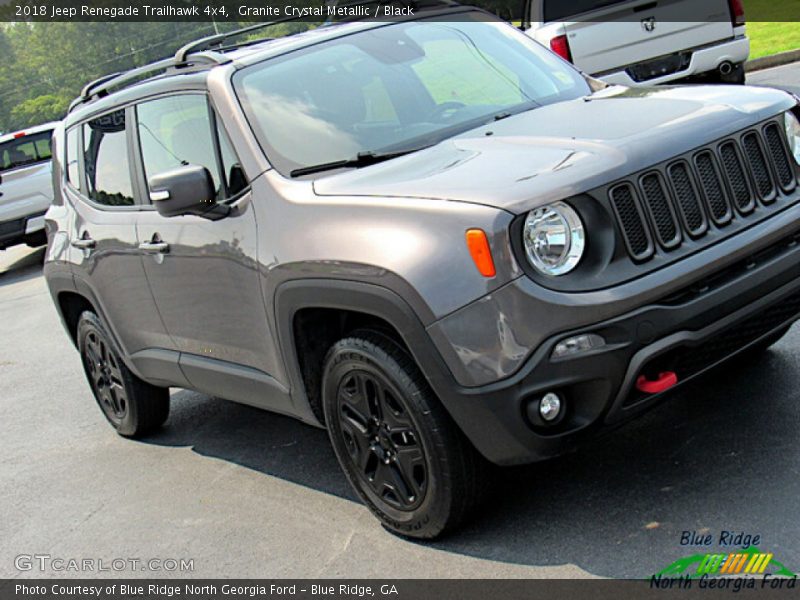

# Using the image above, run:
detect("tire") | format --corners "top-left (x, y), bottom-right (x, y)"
top-left (77, 311), bottom-right (169, 437)
top-left (322, 330), bottom-right (488, 539)
top-left (709, 63), bottom-right (746, 85)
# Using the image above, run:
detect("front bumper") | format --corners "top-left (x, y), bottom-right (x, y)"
top-left (430, 224), bottom-right (800, 466)
top-left (598, 36), bottom-right (750, 87)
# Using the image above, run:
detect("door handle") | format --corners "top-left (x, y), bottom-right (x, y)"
top-left (138, 240), bottom-right (170, 254)
top-left (71, 237), bottom-right (96, 250)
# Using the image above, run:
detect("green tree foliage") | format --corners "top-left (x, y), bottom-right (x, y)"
top-left (10, 94), bottom-right (70, 126)
top-left (0, 21), bottom-right (226, 131)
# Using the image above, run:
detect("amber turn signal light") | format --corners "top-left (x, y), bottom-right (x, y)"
top-left (465, 229), bottom-right (496, 278)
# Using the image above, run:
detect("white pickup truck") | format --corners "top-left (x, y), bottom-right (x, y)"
top-left (523, 0), bottom-right (749, 86)
top-left (0, 122), bottom-right (58, 250)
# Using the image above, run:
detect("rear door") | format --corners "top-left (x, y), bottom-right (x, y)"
top-left (541, 0), bottom-right (734, 75)
top-left (66, 109), bottom-right (175, 361)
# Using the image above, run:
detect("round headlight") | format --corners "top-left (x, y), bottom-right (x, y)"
top-left (785, 111), bottom-right (800, 165)
top-left (523, 202), bottom-right (585, 277)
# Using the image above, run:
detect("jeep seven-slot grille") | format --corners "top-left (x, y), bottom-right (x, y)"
top-left (764, 123), bottom-right (796, 192)
top-left (609, 183), bottom-right (652, 260)
top-left (694, 151), bottom-right (733, 225)
top-left (610, 122), bottom-right (797, 262)
top-left (667, 161), bottom-right (707, 237)
top-left (719, 140), bottom-right (755, 213)
top-left (742, 132), bottom-right (775, 202)
top-left (640, 172), bottom-right (681, 248)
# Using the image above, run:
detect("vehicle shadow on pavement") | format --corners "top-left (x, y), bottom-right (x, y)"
top-left (142, 331), bottom-right (800, 579)
top-left (0, 247), bottom-right (45, 286)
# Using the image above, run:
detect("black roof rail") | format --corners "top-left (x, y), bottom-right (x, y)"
top-left (68, 51), bottom-right (230, 114)
top-left (175, 14), bottom-right (315, 63)
top-left (174, 0), bottom-right (444, 62)
top-left (80, 71), bottom-right (124, 100)
top-left (70, 0), bottom-right (464, 115)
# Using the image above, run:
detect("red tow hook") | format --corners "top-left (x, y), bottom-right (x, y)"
top-left (636, 371), bottom-right (679, 394)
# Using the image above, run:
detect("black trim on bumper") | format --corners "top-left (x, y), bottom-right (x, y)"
top-left (440, 228), bottom-right (800, 465)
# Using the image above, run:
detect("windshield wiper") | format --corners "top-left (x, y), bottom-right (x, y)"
top-left (290, 148), bottom-right (422, 178)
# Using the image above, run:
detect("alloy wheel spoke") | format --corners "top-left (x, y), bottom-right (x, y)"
top-left (393, 445), bottom-right (425, 499)
top-left (108, 380), bottom-right (126, 413)
top-left (337, 368), bottom-right (428, 511)
top-left (339, 374), bottom-right (371, 429)
top-left (385, 462), bottom-right (417, 506)
top-left (377, 387), bottom-right (411, 430)
top-left (362, 375), bottom-right (384, 424)
top-left (106, 355), bottom-right (123, 383)
top-left (340, 414), bottom-right (371, 464)
top-left (100, 387), bottom-right (115, 411)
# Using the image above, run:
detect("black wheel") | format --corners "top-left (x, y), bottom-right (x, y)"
top-left (77, 311), bottom-right (169, 437)
top-left (322, 331), bottom-right (488, 539)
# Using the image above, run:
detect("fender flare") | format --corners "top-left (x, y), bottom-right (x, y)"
top-left (273, 278), bottom-right (460, 426)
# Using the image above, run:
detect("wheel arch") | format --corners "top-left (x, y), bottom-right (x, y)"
top-left (274, 279), bottom-right (460, 427)
top-left (54, 286), bottom-right (150, 384)
top-left (56, 290), bottom-right (97, 347)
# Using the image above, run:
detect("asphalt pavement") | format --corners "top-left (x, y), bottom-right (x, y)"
top-left (748, 61), bottom-right (800, 95)
top-left (2, 62), bottom-right (800, 580)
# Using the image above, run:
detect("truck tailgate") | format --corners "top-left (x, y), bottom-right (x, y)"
top-left (564, 0), bottom-right (734, 74)
top-left (0, 162), bottom-right (53, 222)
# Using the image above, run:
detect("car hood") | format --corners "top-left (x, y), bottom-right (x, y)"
top-left (313, 85), bottom-right (796, 215)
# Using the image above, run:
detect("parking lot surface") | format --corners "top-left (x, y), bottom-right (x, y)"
top-left (2, 63), bottom-right (800, 580)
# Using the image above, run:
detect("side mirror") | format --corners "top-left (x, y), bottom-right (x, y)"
top-left (148, 165), bottom-right (230, 221)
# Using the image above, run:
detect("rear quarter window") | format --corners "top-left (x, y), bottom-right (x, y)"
top-left (0, 130), bottom-right (54, 173)
top-left (83, 110), bottom-right (135, 207)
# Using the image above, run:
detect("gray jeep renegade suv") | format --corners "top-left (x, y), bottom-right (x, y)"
top-left (44, 7), bottom-right (800, 538)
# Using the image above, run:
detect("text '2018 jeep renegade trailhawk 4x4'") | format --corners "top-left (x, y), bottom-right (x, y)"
top-left (45, 7), bottom-right (800, 538)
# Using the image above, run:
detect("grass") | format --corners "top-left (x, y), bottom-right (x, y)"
top-left (741, 0), bottom-right (800, 59)
top-left (748, 22), bottom-right (800, 59)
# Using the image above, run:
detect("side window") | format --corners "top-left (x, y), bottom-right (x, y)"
top-left (0, 130), bottom-right (53, 173)
top-left (34, 136), bottom-right (52, 160)
top-left (65, 128), bottom-right (81, 190)
top-left (137, 95), bottom-right (226, 201)
top-left (216, 119), bottom-right (248, 197)
top-left (83, 110), bottom-right (135, 206)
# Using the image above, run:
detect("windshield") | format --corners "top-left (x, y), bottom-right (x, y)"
top-left (234, 14), bottom-right (590, 176)
top-left (0, 130), bottom-right (53, 174)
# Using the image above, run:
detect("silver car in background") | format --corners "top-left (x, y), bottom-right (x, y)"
top-left (0, 121), bottom-right (58, 250)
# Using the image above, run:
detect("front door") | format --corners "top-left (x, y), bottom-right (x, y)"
top-left (132, 94), bottom-right (277, 394)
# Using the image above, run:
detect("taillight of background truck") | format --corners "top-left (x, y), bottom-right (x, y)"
top-left (550, 34), bottom-right (572, 62)
top-left (728, 0), bottom-right (745, 27)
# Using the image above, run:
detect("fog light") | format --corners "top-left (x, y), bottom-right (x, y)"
top-left (539, 392), bottom-right (562, 422)
top-left (552, 333), bottom-right (605, 359)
